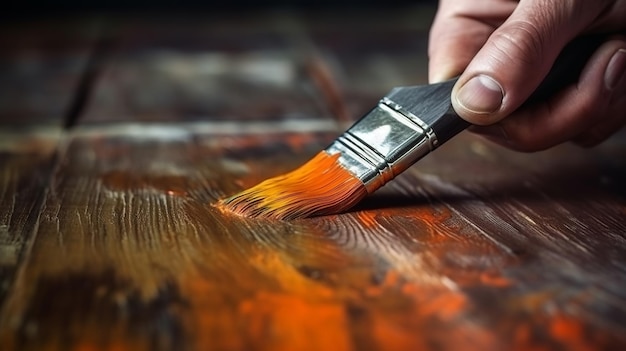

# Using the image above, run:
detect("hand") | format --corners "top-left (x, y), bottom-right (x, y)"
top-left (428, 0), bottom-right (626, 151)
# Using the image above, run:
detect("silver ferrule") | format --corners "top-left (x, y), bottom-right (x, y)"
top-left (325, 97), bottom-right (438, 193)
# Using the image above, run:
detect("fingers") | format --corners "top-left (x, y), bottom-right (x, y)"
top-left (450, 0), bottom-right (608, 125)
top-left (429, 0), bottom-right (626, 151)
top-left (573, 45), bottom-right (626, 147)
top-left (428, 17), bottom-right (491, 83)
top-left (469, 38), bottom-right (626, 152)
top-left (428, 0), bottom-right (516, 83)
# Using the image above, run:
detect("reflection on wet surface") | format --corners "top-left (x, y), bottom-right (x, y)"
top-left (2, 128), bottom-right (625, 350)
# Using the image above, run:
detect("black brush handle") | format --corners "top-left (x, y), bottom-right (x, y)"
top-left (527, 34), bottom-right (605, 103)
top-left (432, 34), bottom-right (606, 143)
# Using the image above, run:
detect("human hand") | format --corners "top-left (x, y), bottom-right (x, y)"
top-left (428, 0), bottom-right (626, 151)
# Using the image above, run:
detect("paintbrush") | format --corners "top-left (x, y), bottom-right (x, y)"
top-left (220, 35), bottom-right (605, 220)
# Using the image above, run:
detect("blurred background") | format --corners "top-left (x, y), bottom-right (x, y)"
top-left (0, 0), bottom-right (438, 128)
top-left (4, 0), bottom-right (435, 15)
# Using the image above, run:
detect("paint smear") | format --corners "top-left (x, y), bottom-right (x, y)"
top-left (219, 151), bottom-right (367, 220)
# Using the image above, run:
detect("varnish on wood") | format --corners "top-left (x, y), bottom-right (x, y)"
top-left (1, 126), bottom-right (625, 351)
top-left (1, 8), bottom-right (625, 351)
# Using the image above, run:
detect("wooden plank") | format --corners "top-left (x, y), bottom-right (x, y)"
top-left (0, 127), bottom-right (59, 310)
top-left (0, 15), bottom-right (95, 313)
top-left (79, 13), bottom-right (333, 124)
top-left (404, 131), bottom-right (626, 348)
top-left (302, 6), bottom-right (436, 121)
top-left (1, 123), bottom-right (624, 350)
top-left (77, 7), bottom-right (436, 126)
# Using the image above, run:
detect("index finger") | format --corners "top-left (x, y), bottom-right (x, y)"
top-left (428, 0), bottom-right (516, 83)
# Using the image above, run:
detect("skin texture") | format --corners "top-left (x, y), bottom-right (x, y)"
top-left (428, 0), bottom-right (626, 151)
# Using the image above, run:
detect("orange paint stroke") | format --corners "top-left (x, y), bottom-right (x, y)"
top-left (550, 314), bottom-right (593, 351)
top-left (239, 292), bottom-right (351, 351)
top-left (357, 211), bottom-right (379, 229)
top-left (220, 151), bottom-right (367, 220)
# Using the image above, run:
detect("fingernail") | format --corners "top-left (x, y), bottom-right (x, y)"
top-left (430, 66), bottom-right (457, 84)
top-left (605, 49), bottom-right (626, 91)
top-left (456, 75), bottom-right (504, 114)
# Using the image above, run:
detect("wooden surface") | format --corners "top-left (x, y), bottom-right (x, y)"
top-left (1, 6), bottom-right (626, 351)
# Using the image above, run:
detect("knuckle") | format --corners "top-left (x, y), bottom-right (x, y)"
top-left (490, 21), bottom-right (547, 68)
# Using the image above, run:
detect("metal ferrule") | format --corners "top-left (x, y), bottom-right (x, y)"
top-left (325, 97), bottom-right (438, 193)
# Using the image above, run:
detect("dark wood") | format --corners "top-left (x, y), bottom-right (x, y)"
top-left (0, 128), bottom-right (58, 308)
top-left (78, 13), bottom-right (334, 124)
top-left (1, 126), bottom-right (625, 350)
top-left (303, 6), bottom-right (436, 120)
top-left (1, 6), bottom-right (626, 351)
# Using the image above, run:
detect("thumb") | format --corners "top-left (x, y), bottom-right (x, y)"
top-left (451, 0), bottom-right (603, 125)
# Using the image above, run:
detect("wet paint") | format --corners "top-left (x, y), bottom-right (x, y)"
top-left (219, 151), bottom-right (367, 220)
top-left (3, 129), bottom-right (626, 351)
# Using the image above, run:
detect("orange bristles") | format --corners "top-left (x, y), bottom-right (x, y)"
top-left (219, 151), bottom-right (368, 220)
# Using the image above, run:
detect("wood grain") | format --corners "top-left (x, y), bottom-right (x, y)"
top-left (0, 128), bottom-right (59, 309)
top-left (1, 125), bottom-right (625, 350)
top-left (1, 6), bottom-right (626, 351)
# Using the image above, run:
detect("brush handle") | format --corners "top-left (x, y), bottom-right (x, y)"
top-left (324, 35), bottom-right (607, 194)
top-left (526, 34), bottom-right (606, 104)
top-left (432, 34), bottom-right (606, 144)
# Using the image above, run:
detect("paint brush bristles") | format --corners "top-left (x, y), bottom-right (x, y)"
top-left (219, 37), bottom-right (599, 221)
top-left (220, 151), bottom-right (367, 220)
top-left (221, 79), bottom-right (467, 221)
